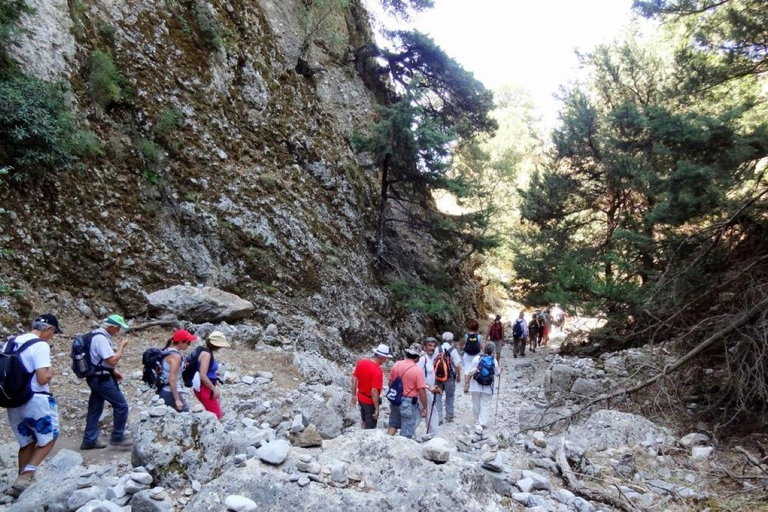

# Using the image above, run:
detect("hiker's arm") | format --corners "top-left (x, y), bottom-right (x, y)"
top-left (198, 352), bottom-right (218, 398)
top-left (371, 388), bottom-right (380, 418)
top-left (419, 389), bottom-right (427, 416)
top-left (104, 339), bottom-right (129, 367)
top-left (350, 376), bottom-right (358, 406)
top-left (169, 355), bottom-right (183, 411)
top-left (35, 367), bottom-right (52, 385)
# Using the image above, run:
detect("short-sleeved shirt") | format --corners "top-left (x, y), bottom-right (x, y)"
top-left (418, 352), bottom-right (437, 387)
top-left (440, 343), bottom-right (462, 368)
top-left (89, 328), bottom-right (116, 369)
top-left (2, 333), bottom-right (51, 393)
top-left (353, 359), bottom-right (383, 405)
top-left (469, 355), bottom-right (500, 394)
top-left (389, 359), bottom-right (426, 398)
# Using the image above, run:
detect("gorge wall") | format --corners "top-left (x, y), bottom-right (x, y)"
top-left (0, 0), bottom-right (479, 356)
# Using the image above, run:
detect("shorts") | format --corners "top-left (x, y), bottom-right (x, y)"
top-left (359, 402), bottom-right (377, 429)
top-left (7, 394), bottom-right (60, 448)
top-left (387, 396), bottom-right (417, 430)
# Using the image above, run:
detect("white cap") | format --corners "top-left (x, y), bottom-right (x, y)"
top-left (442, 331), bottom-right (454, 342)
top-left (373, 343), bottom-right (392, 358)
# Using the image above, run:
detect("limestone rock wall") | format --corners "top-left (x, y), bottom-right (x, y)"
top-left (0, 0), bottom-right (437, 354)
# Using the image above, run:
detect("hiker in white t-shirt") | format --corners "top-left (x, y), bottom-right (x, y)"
top-left (2, 314), bottom-right (62, 498)
top-left (417, 337), bottom-right (442, 436)
top-left (439, 331), bottom-right (462, 422)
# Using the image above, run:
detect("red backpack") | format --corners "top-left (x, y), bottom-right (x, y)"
top-left (489, 321), bottom-right (502, 340)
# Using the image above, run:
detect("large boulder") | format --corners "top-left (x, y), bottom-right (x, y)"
top-left (185, 430), bottom-right (507, 511)
top-left (293, 385), bottom-right (355, 439)
top-left (562, 410), bottom-right (668, 452)
top-left (548, 364), bottom-right (581, 388)
top-left (146, 285), bottom-right (255, 323)
top-left (132, 409), bottom-right (243, 486)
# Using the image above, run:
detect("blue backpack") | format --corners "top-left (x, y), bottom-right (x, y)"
top-left (473, 355), bottom-right (495, 386)
top-left (386, 365), bottom-right (417, 406)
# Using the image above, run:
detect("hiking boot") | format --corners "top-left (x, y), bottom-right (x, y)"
top-left (7, 472), bottom-right (35, 498)
top-left (110, 437), bottom-right (134, 448)
top-left (513, 355), bottom-right (517, 358)
top-left (80, 441), bottom-right (108, 450)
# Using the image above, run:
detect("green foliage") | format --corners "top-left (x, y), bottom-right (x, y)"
top-left (0, 0), bottom-right (32, 72)
top-left (138, 138), bottom-right (163, 164)
top-left (97, 20), bottom-right (117, 45)
top-left (154, 107), bottom-right (183, 140)
top-left (89, 50), bottom-right (127, 109)
top-left (379, 0), bottom-right (434, 20)
top-left (0, 75), bottom-right (100, 178)
top-left (192, 1), bottom-right (223, 51)
top-left (388, 279), bottom-right (459, 317)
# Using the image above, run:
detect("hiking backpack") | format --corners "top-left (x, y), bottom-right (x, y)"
top-left (473, 355), bottom-right (496, 386)
top-left (141, 348), bottom-right (170, 390)
top-left (182, 346), bottom-right (211, 388)
top-left (512, 319), bottom-right (524, 339)
top-left (0, 337), bottom-right (44, 408)
top-left (433, 348), bottom-right (452, 383)
top-left (71, 332), bottom-right (98, 378)
top-left (488, 321), bottom-right (502, 341)
top-left (464, 332), bottom-right (481, 355)
top-left (386, 365), bottom-right (417, 406)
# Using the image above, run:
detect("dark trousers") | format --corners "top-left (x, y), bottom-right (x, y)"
top-left (84, 375), bottom-right (129, 444)
top-left (359, 402), bottom-right (377, 429)
top-left (513, 337), bottom-right (526, 356)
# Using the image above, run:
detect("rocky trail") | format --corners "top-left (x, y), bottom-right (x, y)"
top-left (0, 319), bottom-right (765, 512)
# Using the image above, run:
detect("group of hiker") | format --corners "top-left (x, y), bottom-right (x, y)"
top-left (0, 313), bottom-right (231, 497)
top-left (351, 321), bottom-right (504, 440)
top-left (351, 307), bottom-right (569, 438)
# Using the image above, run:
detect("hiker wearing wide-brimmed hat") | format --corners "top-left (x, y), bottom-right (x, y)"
top-left (351, 343), bottom-right (392, 429)
top-left (191, 331), bottom-right (231, 420)
top-left (81, 314), bottom-right (133, 451)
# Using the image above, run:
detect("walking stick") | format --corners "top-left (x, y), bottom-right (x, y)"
top-left (494, 371), bottom-right (502, 425)
top-left (426, 390), bottom-right (438, 434)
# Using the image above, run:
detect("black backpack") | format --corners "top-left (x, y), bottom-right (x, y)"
top-left (0, 337), bottom-right (45, 408)
top-left (71, 332), bottom-right (99, 378)
top-left (141, 348), bottom-right (170, 390)
top-left (512, 319), bottom-right (524, 339)
top-left (464, 332), bottom-right (481, 355)
top-left (182, 346), bottom-right (212, 388)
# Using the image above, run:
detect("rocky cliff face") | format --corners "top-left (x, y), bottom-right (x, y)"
top-left (0, 0), bottom-right (458, 353)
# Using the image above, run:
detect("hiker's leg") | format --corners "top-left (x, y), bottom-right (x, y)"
top-left (444, 379), bottom-right (455, 419)
top-left (98, 379), bottom-right (129, 442)
top-left (387, 403), bottom-right (401, 435)
top-left (25, 395), bottom-right (58, 468)
top-left (471, 392), bottom-right (481, 424)
top-left (83, 378), bottom-right (107, 445)
top-left (359, 402), bottom-right (376, 429)
top-left (399, 401), bottom-right (418, 439)
top-left (478, 392), bottom-right (493, 426)
top-left (434, 391), bottom-right (444, 427)
top-left (194, 388), bottom-right (222, 419)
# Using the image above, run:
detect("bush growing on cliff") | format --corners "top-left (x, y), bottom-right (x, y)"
top-left (0, 0), bottom-right (32, 72)
top-left (0, 75), bottom-right (100, 178)
top-left (388, 279), bottom-right (459, 318)
top-left (89, 49), bottom-right (127, 109)
top-left (192, 1), bottom-right (224, 51)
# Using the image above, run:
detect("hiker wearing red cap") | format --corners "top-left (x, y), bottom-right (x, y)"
top-left (158, 329), bottom-right (197, 412)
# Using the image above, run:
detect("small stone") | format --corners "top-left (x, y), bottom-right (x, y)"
top-left (130, 472), bottom-right (154, 485)
top-left (680, 433), bottom-right (710, 447)
top-left (298, 454), bottom-right (312, 463)
top-left (422, 437), bottom-right (451, 463)
top-left (149, 406), bottom-right (167, 417)
top-left (298, 476), bottom-right (310, 487)
top-left (691, 446), bottom-right (713, 460)
top-left (124, 479), bottom-right (150, 494)
top-left (242, 376), bottom-right (255, 385)
top-left (516, 478), bottom-right (534, 492)
top-left (482, 451), bottom-right (496, 463)
top-left (224, 495), bottom-right (257, 512)
top-left (685, 473), bottom-right (696, 484)
top-left (192, 480), bottom-right (202, 492)
top-left (521, 469), bottom-right (551, 490)
top-left (256, 439), bottom-right (291, 465)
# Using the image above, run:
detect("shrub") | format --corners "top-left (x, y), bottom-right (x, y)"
top-left (388, 279), bottom-right (459, 317)
top-left (89, 49), bottom-right (126, 109)
top-left (138, 138), bottom-right (163, 164)
top-left (0, 75), bottom-right (99, 177)
top-left (0, 0), bottom-right (32, 72)
top-left (192, 2), bottom-right (223, 51)
top-left (154, 107), bottom-right (183, 140)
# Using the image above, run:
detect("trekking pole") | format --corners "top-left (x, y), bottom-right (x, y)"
top-left (426, 390), bottom-right (437, 434)
top-left (494, 377), bottom-right (501, 425)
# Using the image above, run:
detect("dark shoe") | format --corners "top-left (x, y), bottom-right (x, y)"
top-left (521, 353), bottom-right (525, 357)
top-left (80, 441), bottom-right (108, 450)
top-left (110, 437), bottom-right (134, 448)
top-left (513, 355), bottom-right (517, 359)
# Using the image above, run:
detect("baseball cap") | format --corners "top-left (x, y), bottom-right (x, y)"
top-left (404, 343), bottom-right (422, 356)
top-left (172, 329), bottom-right (198, 343)
top-left (373, 343), bottom-right (392, 358)
top-left (34, 314), bottom-right (62, 334)
top-left (105, 314), bottom-right (130, 329)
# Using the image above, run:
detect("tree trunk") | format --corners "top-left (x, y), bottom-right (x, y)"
top-left (376, 153), bottom-right (391, 258)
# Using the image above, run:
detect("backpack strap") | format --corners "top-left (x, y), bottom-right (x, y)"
top-left (15, 338), bottom-right (44, 354)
